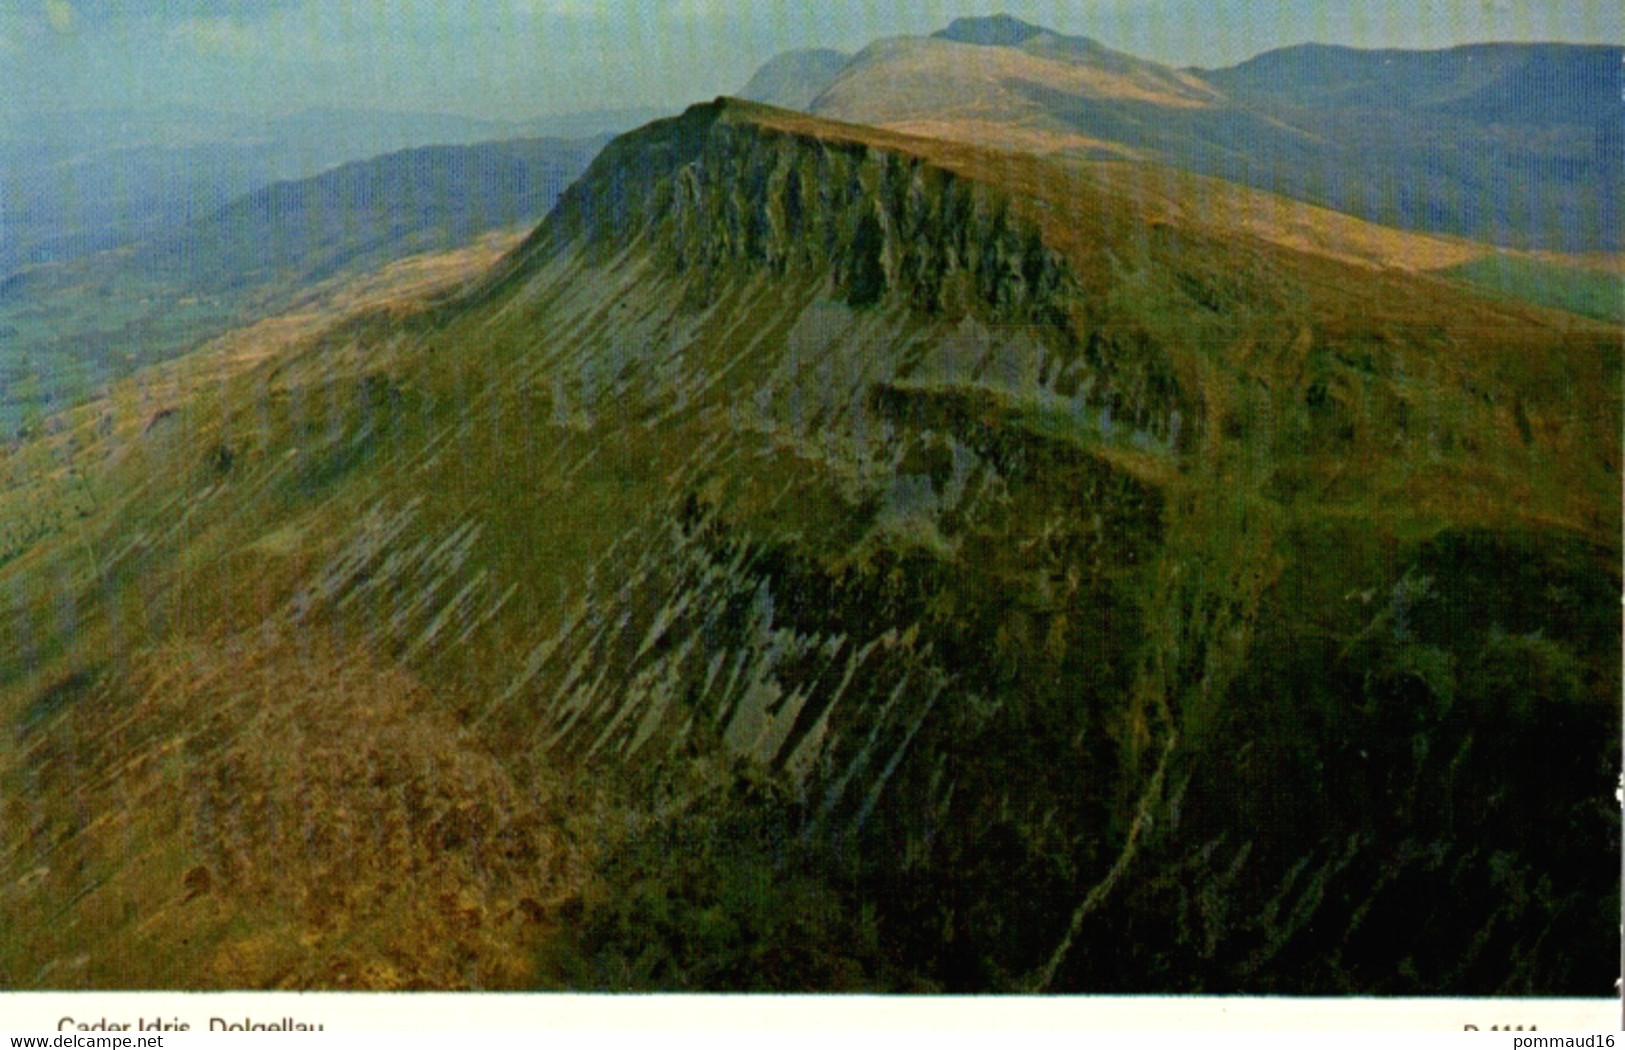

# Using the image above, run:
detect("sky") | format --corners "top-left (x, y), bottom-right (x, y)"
top-left (0, 0), bottom-right (1618, 122)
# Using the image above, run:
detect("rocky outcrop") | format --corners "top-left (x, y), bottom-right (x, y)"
top-left (524, 100), bottom-right (1077, 328)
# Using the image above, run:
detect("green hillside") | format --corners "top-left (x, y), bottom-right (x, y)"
top-left (1439, 255), bottom-right (1622, 324)
top-left (0, 99), bottom-right (1616, 993)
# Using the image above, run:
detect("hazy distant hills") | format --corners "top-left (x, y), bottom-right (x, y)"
top-left (741, 16), bottom-right (1621, 250)
top-left (738, 49), bottom-right (853, 111)
top-left (1192, 41), bottom-right (1622, 250)
top-left (0, 105), bottom-right (659, 277)
top-left (0, 135), bottom-right (605, 431)
top-left (1203, 41), bottom-right (1618, 123)
top-left (0, 107), bottom-right (516, 273)
top-left (137, 137), bottom-right (606, 293)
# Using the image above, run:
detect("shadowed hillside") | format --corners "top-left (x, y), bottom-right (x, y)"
top-left (0, 98), bottom-right (1616, 994)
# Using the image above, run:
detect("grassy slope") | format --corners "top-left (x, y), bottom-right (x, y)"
top-left (1439, 254), bottom-right (1623, 324)
top-left (0, 100), bottom-right (1616, 992)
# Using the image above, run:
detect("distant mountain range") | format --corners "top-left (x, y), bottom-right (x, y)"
top-left (0, 105), bottom-right (661, 277)
top-left (740, 16), bottom-right (1621, 251)
top-left (0, 135), bottom-right (606, 431)
top-left (1203, 41), bottom-right (1617, 122)
top-left (136, 136), bottom-right (606, 293)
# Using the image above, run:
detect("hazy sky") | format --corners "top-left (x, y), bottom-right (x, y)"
top-left (0, 0), bottom-right (1618, 121)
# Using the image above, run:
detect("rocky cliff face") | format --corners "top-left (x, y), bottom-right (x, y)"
top-left (463, 102), bottom-right (1179, 855)
top-left (527, 102), bottom-right (1077, 323)
top-left (499, 100), bottom-right (1186, 448)
top-left (464, 101), bottom-right (1619, 993)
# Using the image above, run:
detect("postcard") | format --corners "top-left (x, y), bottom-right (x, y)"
top-left (0, 0), bottom-right (1618, 1031)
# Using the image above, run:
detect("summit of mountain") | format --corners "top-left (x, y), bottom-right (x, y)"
top-left (931, 13), bottom-right (1048, 46)
top-left (932, 12), bottom-right (1167, 73)
top-left (807, 19), bottom-right (1219, 133)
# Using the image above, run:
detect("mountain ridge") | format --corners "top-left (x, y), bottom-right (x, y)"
top-left (1, 95), bottom-right (1613, 992)
top-left (741, 28), bottom-right (1620, 251)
